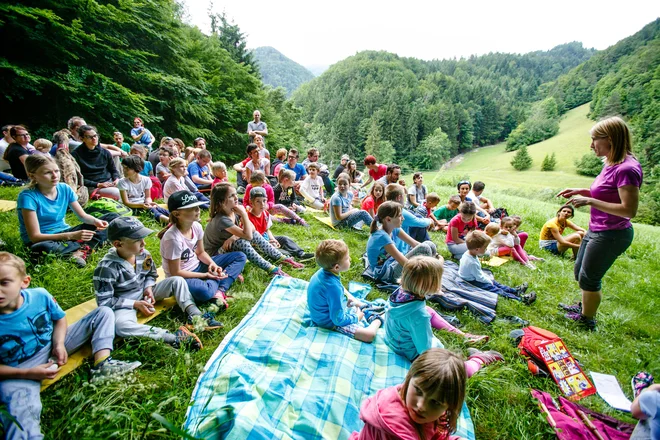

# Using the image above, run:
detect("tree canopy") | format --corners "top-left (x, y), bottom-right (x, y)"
top-left (252, 46), bottom-right (315, 97)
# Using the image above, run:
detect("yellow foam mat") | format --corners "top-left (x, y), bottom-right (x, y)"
top-left (41, 268), bottom-right (175, 390)
top-left (313, 215), bottom-right (335, 229)
top-left (483, 256), bottom-right (511, 267)
top-left (0, 200), bottom-right (17, 212)
top-left (305, 207), bottom-right (325, 214)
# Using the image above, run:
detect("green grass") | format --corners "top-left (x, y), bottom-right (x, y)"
top-left (0, 175), bottom-right (659, 438)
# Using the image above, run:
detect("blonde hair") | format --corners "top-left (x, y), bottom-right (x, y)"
top-left (211, 161), bottom-right (227, 174)
top-left (400, 257), bottom-right (444, 299)
top-left (484, 222), bottom-right (500, 237)
top-left (0, 252), bottom-right (27, 277)
top-left (276, 148), bottom-right (287, 161)
top-left (590, 116), bottom-right (633, 165)
top-left (168, 157), bottom-right (187, 171)
top-left (465, 230), bottom-right (491, 250)
top-left (315, 239), bottom-right (349, 270)
top-left (307, 162), bottom-right (320, 171)
top-left (33, 138), bottom-right (52, 152)
top-left (384, 183), bottom-right (405, 202)
top-left (371, 201), bottom-right (402, 233)
top-left (24, 155), bottom-right (58, 189)
top-left (336, 175), bottom-right (350, 186)
top-left (250, 170), bottom-right (266, 184)
top-left (130, 144), bottom-right (147, 158)
top-left (278, 168), bottom-right (295, 182)
top-left (426, 192), bottom-right (441, 205)
top-left (400, 348), bottom-right (466, 437)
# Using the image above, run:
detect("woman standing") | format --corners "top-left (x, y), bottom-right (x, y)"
top-left (71, 125), bottom-right (120, 200)
top-left (557, 116), bottom-right (642, 330)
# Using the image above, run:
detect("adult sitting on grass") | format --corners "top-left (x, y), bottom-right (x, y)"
top-left (18, 155), bottom-right (116, 267)
top-left (538, 205), bottom-right (585, 258)
top-left (3, 125), bottom-right (32, 181)
top-left (557, 116), bottom-right (643, 330)
top-left (71, 125), bottom-right (120, 200)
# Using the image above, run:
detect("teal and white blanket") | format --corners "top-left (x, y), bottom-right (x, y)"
top-left (184, 276), bottom-right (476, 439)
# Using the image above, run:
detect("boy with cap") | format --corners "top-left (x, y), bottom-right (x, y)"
top-left (93, 217), bottom-right (220, 351)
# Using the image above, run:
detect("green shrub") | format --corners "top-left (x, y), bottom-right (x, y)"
top-left (541, 152), bottom-right (557, 171)
top-left (575, 153), bottom-right (604, 176)
top-left (511, 145), bottom-right (533, 170)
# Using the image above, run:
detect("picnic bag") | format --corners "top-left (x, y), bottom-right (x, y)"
top-left (518, 326), bottom-right (562, 377)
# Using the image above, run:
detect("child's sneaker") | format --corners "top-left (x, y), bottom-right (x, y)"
top-left (467, 348), bottom-right (504, 366)
top-left (521, 291), bottom-right (537, 305)
top-left (187, 312), bottom-right (223, 331)
top-left (282, 257), bottom-right (304, 269)
top-left (70, 245), bottom-right (91, 267)
top-left (515, 282), bottom-right (529, 295)
top-left (298, 252), bottom-right (316, 262)
top-left (564, 312), bottom-right (597, 331)
top-left (90, 357), bottom-right (141, 383)
top-left (558, 301), bottom-right (582, 314)
top-left (464, 333), bottom-right (489, 344)
top-left (632, 371), bottom-right (654, 398)
top-left (171, 326), bottom-right (203, 351)
top-left (524, 262), bottom-right (537, 270)
top-left (271, 267), bottom-right (291, 277)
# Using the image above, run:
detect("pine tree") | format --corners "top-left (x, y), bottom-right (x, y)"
top-left (511, 146), bottom-right (533, 170)
top-left (541, 152), bottom-right (557, 171)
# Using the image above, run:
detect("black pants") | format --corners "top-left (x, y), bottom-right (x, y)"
top-left (574, 227), bottom-right (634, 291)
top-left (275, 236), bottom-right (305, 258)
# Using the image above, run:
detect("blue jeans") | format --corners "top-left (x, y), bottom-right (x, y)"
top-left (471, 280), bottom-right (520, 301)
top-left (0, 171), bottom-right (21, 183)
top-left (185, 253), bottom-right (247, 302)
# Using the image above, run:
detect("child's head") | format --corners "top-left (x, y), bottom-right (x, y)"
top-left (211, 161), bottom-right (227, 179)
top-left (0, 252), bottom-right (30, 311)
top-left (113, 131), bottom-right (124, 144)
top-left (173, 138), bottom-right (185, 155)
top-left (315, 239), bottom-right (350, 272)
top-left (484, 222), bottom-right (500, 238)
top-left (511, 215), bottom-right (522, 228)
top-left (400, 348), bottom-right (466, 431)
top-left (159, 146), bottom-right (175, 166)
top-left (557, 204), bottom-right (575, 220)
top-left (458, 201), bottom-right (477, 222)
top-left (209, 183), bottom-right (237, 218)
top-left (33, 138), bottom-right (52, 153)
top-left (276, 148), bottom-right (287, 161)
top-left (166, 190), bottom-right (206, 223)
top-left (168, 157), bottom-right (187, 177)
top-left (500, 216), bottom-right (515, 233)
top-left (413, 172), bottom-right (423, 185)
top-left (249, 186), bottom-right (268, 215)
top-left (457, 180), bottom-right (471, 197)
top-left (465, 230), bottom-right (491, 255)
top-left (130, 144), bottom-right (147, 159)
top-left (24, 154), bottom-right (59, 189)
top-left (121, 155), bottom-right (144, 176)
top-left (108, 217), bottom-right (153, 256)
top-left (249, 170), bottom-right (266, 186)
top-left (246, 143), bottom-right (259, 160)
top-left (254, 134), bottom-right (264, 147)
top-left (447, 195), bottom-right (461, 210)
top-left (278, 169), bottom-right (296, 188)
top-left (307, 162), bottom-right (320, 177)
top-left (336, 175), bottom-right (350, 194)
top-left (371, 201), bottom-right (403, 233)
top-left (193, 137), bottom-right (206, 149)
top-left (426, 193), bottom-right (441, 209)
top-left (400, 256), bottom-right (444, 299)
top-left (370, 181), bottom-right (385, 201)
top-left (196, 149), bottom-right (212, 165)
top-left (52, 129), bottom-right (70, 149)
top-left (384, 183), bottom-right (405, 204)
top-left (472, 181), bottom-right (485, 196)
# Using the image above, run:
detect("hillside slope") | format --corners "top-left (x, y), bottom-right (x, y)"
top-left (252, 46), bottom-right (315, 95)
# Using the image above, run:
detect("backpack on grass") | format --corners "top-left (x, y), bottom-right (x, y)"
top-left (85, 198), bottom-right (132, 219)
top-left (517, 326), bottom-right (561, 377)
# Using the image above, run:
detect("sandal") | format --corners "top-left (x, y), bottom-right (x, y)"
top-left (632, 371), bottom-right (654, 398)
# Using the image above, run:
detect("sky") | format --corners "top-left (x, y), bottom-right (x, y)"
top-left (181, 0), bottom-right (660, 70)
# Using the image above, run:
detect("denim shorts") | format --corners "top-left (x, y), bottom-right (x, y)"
top-left (539, 240), bottom-right (559, 254)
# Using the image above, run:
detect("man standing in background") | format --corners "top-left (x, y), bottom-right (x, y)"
top-left (248, 110), bottom-right (268, 145)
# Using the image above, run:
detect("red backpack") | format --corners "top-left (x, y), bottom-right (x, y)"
top-left (517, 326), bottom-right (562, 377)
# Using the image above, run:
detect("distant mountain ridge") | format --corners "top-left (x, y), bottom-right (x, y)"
top-left (252, 46), bottom-right (315, 96)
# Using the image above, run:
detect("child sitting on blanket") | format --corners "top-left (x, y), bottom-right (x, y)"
top-left (385, 257), bottom-right (492, 363)
top-left (247, 187), bottom-right (315, 262)
top-left (486, 216), bottom-right (536, 270)
top-left (307, 239), bottom-right (382, 343)
top-left (0, 252), bottom-right (141, 439)
top-left (367, 201), bottom-right (437, 285)
top-left (203, 183), bottom-right (302, 277)
top-left (94, 217), bottom-right (216, 351)
top-left (350, 348), bottom-right (467, 440)
top-left (162, 158), bottom-right (210, 208)
top-left (459, 231), bottom-right (536, 304)
top-left (434, 195), bottom-right (461, 233)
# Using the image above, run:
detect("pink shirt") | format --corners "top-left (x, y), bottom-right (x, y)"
top-left (243, 183), bottom-right (275, 210)
top-left (368, 164), bottom-right (387, 181)
top-left (445, 214), bottom-right (478, 244)
top-left (160, 222), bottom-right (204, 276)
top-left (589, 155), bottom-right (642, 232)
top-left (163, 176), bottom-right (186, 202)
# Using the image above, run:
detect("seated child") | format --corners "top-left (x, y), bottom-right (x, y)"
top-left (407, 172), bottom-right (427, 209)
top-left (94, 217), bottom-right (216, 350)
top-left (163, 157), bottom-right (209, 208)
top-left (307, 239), bottom-right (382, 342)
top-left (386, 257), bottom-right (491, 362)
top-left (159, 190), bottom-right (246, 307)
top-left (211, 161), bottom-right (228, 187)
top-left (361, 181), bottom-right (385, 218)
top-left (631, 381), bottom-right (659, 440)
top-left (459, 231), bottom-right (536, 304)
top-left (203, 184), bottom-right (302, 277)
top-left (187, 150), bottom-right (214, 191)
top-left (244, 143), bottom-right (270, 183)
top-left (433, 195), bottom-right (461, 233)
top-left (446, 201), bottom-right (479, 259)
top-left (350, 349), bottom-right (467, 440)
top-left (118, 155), bottom-right (170, 224)
top-left (130, 145), bottom-right (153, 177)
top-left (539, 204), bottom-right (585, 258)
top-left (271, 148), bottom-right (287, 177)
top-left (273, 169), bottom-right (310, 224)
top-left (247, 187), bottom-right (314, 261)
top-left (0, 252), bottom-right (140, 439)
top-left (32, 138), bottom-right (52, 156)
top-left (467, 181), bottom-right (495, 213)
top-left (385, 183), bottom-right (432, 250)
top-left (155, 146), bottom-right (175, 183)
top-left (413, 192), bottom-right (444, 231)
top-left (487, 216), bottom-right (536, 269)
top-left (245, 170), bottom-right (307, 226)
top-left (366, 202), bottom-right (437, 284)
top-left (299, 162), bottom-right (326, 210)
top-left (330, 175), bottom-right (373, 229)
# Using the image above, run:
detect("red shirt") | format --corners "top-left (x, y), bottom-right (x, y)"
top-left (368, 164), bottom-right (387, 181)
top-left (248, 210), bottom-right (270, 235)
top-left (361, 195), bottom-right (382, 213)
top-left (445, 214), bottom-right (478, 244)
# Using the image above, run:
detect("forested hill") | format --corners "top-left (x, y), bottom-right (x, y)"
top-left (252, 46), bottom-right (315, 96)
top-left (293, 42), bottom-right (595, 170)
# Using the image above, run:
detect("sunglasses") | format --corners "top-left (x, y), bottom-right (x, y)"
top-left (15, 133), bottom-right (30, 137)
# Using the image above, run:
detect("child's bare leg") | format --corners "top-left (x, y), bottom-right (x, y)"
top-left (353, 320), bottom-right (381, 343)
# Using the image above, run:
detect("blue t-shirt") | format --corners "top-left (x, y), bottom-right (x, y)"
top-left (0, 288), bottom-right (66, 367)
top-left (396, 209), bottom-right (432, 254)
top-left (637, 391), bottom-right (660, 440)
top-left (284, 163), bottom-right (307, 181)
top-left (17, 183), bottom-right (77, 243)
top-left (130, 127), bottom-right (153, 146)
top-left (367, 228), bottom-right (401, 274)
top-left (329, 191), bottom-right (353, 226)
top-left (307, 268), bottom-right (357, 329)
top-left (139, 161), bottom-right (153, 177)
top-left (187, 161), bottom-right (211, 187)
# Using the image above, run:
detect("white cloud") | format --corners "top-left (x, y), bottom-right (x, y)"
top-left (181, 0), bottom-right (660, 67)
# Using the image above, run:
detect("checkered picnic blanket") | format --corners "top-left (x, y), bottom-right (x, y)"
top-left (184, 276), bottom-right (476, 439)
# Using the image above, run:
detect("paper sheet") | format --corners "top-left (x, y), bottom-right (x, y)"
top-left (590, 372), bottom-right (632, 412)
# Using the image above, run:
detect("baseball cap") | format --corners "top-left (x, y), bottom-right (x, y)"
top-left (167, 190), bottom-right (208, 212)
top-left (249, 186), bottom-right (267, 199)
top-left (341, 154), bottom-right (350, 161)
top-left (108, 217), bottom-right (153, 241)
